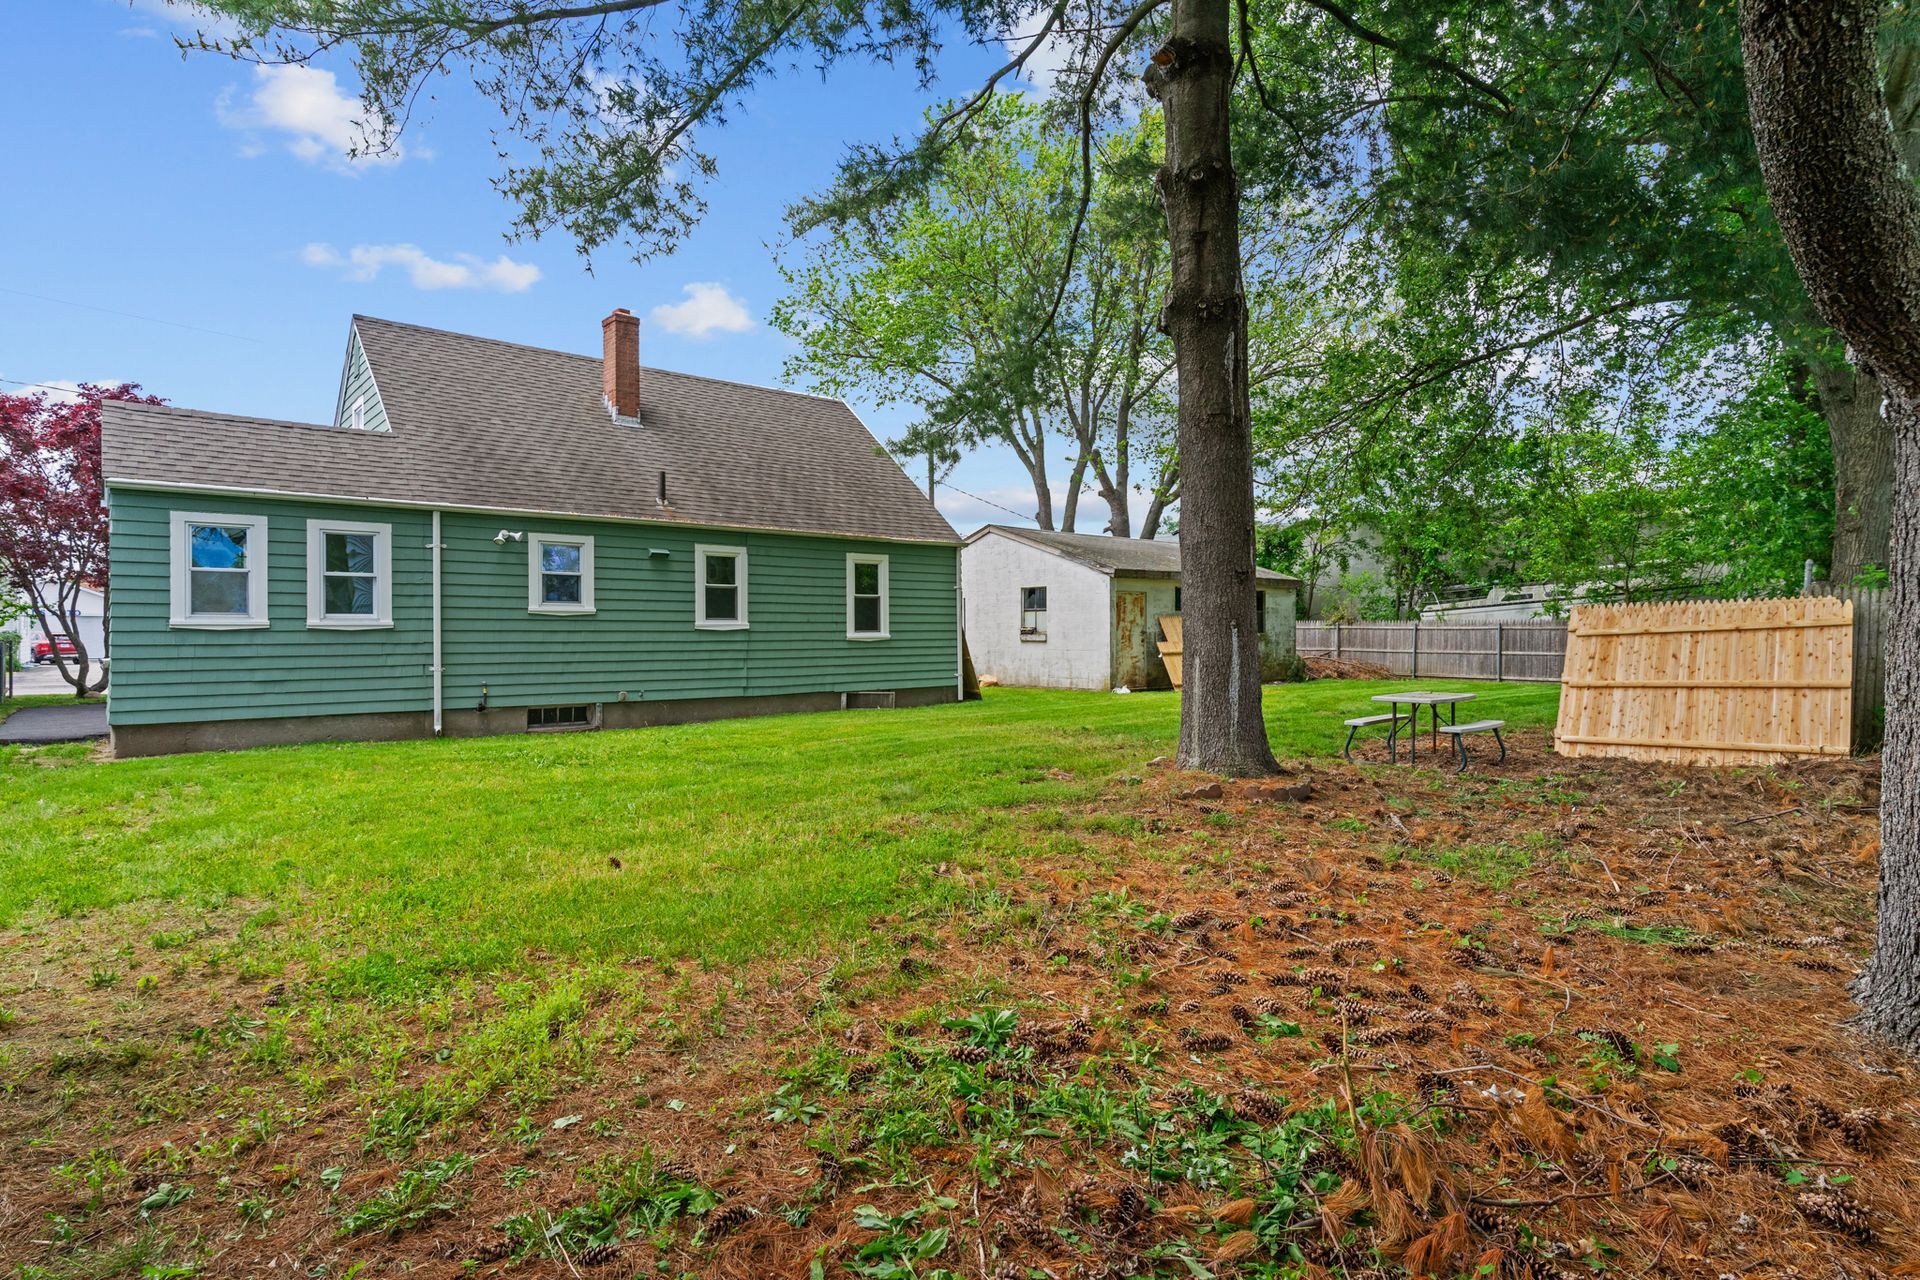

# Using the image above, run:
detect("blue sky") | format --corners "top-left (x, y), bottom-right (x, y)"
top-left (0, 0), bottom-right (1061, 533)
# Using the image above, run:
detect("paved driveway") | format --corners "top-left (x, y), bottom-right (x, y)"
top-left (0, 701), bottom-right (107, 744)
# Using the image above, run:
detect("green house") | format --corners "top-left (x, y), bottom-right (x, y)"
top-left (98, 311), bottom-right (961, 756)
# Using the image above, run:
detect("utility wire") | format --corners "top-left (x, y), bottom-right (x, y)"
top-left (0, 286), bottom-right (261, 343)
top-left (934, 479), bottom-right (1039, 523)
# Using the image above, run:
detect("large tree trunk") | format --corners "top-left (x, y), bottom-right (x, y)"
top-left (1811, 358), bottom-right (1895, 584)
top-left (1147, 0), bottom-right (1278, 777)
top-left (1742, 0), bottom-right (1920, 1048)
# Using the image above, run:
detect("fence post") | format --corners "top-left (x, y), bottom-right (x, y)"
top-left (1495, 622), bottom-right (1504, 682)
top-left (1410, 622), bottom-right (1419, 678)
top-left (1333, 625), bottom-right (1340, 660)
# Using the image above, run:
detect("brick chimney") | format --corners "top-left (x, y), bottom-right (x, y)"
top-left (602, 307), bottom-right (640, 419)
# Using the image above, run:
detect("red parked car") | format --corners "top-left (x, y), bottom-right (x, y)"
top-left (32, 634), bottom-right (78, 664)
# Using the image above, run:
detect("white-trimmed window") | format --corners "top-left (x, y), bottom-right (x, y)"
top-left (1020, 586), bottom-right (1047, 637)
top-left (529, 535), bottom-right (595, 613)
top-left (694, 544), bottom-right (748, 629)
top-left (348, 396), bottom-right (366, 432)
top-left (306, 519), bottom-right (393, 628)
top-left (846, 553), bottom-right (890, 639)
top-left (170, 512), bottom-right (269, 628)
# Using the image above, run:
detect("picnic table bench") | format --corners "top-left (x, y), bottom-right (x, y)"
top-left (1342, 691), bottom-right (1504, 770)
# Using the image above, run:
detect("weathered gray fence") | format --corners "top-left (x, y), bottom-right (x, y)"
top-left (1805, 582), bottom-right (1886, 752)
top-left (1296, 619), bottom-right (1569, 682)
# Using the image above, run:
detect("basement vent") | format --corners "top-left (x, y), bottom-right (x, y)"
top-left (527, 704), bottom-right (595, 731)
top-left (842, 691), bottom-right (897, 711)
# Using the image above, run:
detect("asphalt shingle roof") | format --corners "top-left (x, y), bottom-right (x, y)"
top-left (101, 315), bottom-right (958, 545)
top-left (967, 524), bottom-right (1299, 585)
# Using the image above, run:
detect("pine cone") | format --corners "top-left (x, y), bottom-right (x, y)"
top-left (1662, 1155), bottom-right (1716, 1188)
top-left (1063, 1176), bottom-right (1095, 1221)
top-left (816, 1151), bottom-right (844, 1188)
top-left (1178, 1027), bottom-right (1233, 1053)
top-left (1330, 937), bottom-right (1373, 958)
top-left (1412, 1071), bottom-right (1458, 1102)
top-left (1233, 1089), bottom-right (1282, 1124)
top-left (950, 1044), bottom-right (992, 1065)
top-left (469, 1237), bottom-right (512, 1263)
top-left (1252, 995), bottom-right (1288, 1017)
top-left (1228, 1002), bottom-right (1258, 1029)
top-left (576, 1241), bottom-right (621, 1267)
top-left (654, 1156), bottom-right (697, 1184)
top-left (1297, 966), bottom-right (1344, 989)
top-left (1466, 1202), bottom-right (1526, 1241)
top-left (1399, 1023), bottom-right (1437, 1045)
top-left (1801, 1097), bottom-right (1841, 1137)
top-left (1404, 982), bottom-right (1433, 1003)
top-left (1797, 1189), bottom-right (1873, 1242)
top-left (1840, 1107), bottom-right (1886, 1151)
top-left (1332, 996), bottom-right (1372, 1025)
top-left (1107, 1182), bottom-right (1150, 1238)
top-left (1352, 1024), bottom-right (1400, 1046)
top-left (1170, 908), bottom-right (1212, 931)
top-left (702, 1203), bottom-right (756, 1240)
top-left (1210, 968), bottom-right (1249, 988)
top-left (999, 1183), bottom-right (1050, 1247)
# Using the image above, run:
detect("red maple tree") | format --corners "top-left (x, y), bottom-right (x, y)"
top-left (0, 383), bottom-right (164, 694)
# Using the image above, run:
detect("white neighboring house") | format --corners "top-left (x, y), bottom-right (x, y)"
top-left (7, 582), bottom-right (106, 662)
top-left (962, 525), bottom-right (1299, 691)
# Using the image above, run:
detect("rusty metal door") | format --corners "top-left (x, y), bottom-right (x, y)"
top-left (1114, 591), bottom-right (1152, 689)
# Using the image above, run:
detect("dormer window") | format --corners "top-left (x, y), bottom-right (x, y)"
top-left (349, 395), bottom-right (366, 432)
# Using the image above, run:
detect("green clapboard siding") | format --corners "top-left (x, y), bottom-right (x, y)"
top-left (332, 325), bottom-right (391, 433)
top-left (106, 488), bottom-right (959, 727)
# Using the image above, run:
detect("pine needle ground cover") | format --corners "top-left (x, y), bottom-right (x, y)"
top-left (1, 682), bottom-right (1907, 1279)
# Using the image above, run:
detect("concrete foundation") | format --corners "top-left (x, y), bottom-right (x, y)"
top-left (109, 685), bottom-right (959, 758)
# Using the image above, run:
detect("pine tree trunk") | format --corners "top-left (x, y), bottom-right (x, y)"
top-left (1811, 359), bottom-right (1893, 584)
top-left (1861, 388), bottom-right (1920, 1042)
top-left (1742, 0), bottom-right (1920, 1048)
top-left (1147, 0), bottom-right (1278, 777)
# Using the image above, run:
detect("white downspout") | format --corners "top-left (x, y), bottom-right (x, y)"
top-left (955, 556), bottom-right (965, 700)
top-left (431, 510), bottom-right (443, 735)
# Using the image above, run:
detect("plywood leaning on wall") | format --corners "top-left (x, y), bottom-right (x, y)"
top-left (1553, 596), bottom-right (1854, 766)
top-left (1157, 615), bottom-right (1184, 688)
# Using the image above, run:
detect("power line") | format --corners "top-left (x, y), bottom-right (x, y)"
top-left (0, 286), bottom-right (261, 343)
top-left (934, 479), bottom-right (1038, 523)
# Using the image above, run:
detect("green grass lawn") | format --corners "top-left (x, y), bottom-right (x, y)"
top-left (0, 680), bottom-right (1558, 991)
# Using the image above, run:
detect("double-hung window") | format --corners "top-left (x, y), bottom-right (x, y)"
top-left (846, 553), bottom-right (890, 639)
top-left (529, 535), bottom-right (595, 613)
top-left (695, 545), bottom-right (748, 628)
top-left (1020, 586), bottom-right (1047, 637)
top-left (306, 519), bottom-right (393, 627)
top-left (169, 512), bottom-right (269, 628)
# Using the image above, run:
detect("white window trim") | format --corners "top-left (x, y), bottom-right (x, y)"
top-left (694, 544), bottom-right (749, 630)
top-left (846, 552), bottom-right (890, 640)
top-left (349, 395), bottom-right (366, 432)
top-left (528, 534), bottom-right (596, 614)
top-left (306, 518), bottom-right (394, 629)
top-left (169, 511), bottom-right (270, 629)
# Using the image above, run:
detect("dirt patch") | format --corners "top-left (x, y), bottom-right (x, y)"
top-left (2, 729), bottom-right (1911, 1279)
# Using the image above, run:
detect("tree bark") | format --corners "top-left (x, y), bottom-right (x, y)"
top-left (1147, 0), bottom-right (1278, 777)
top-left (1811, 357), bottom-right (1894, 584)
top-left (1742, 0), bottom-right (1920, 1047)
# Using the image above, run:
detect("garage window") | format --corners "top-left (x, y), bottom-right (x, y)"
top-left (1020, 586), bottom-right (1047, 637)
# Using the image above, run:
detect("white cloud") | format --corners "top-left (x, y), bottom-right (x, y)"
top-left (218, 64), bottom-right (400, 171)
top-left (648, 283), bottom-right (754, 339)
top-left (301, 242), bottom-right (541, 293)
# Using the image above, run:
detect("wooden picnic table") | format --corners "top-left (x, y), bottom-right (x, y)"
top-left (1370, 691), bottom-right (1476, 764)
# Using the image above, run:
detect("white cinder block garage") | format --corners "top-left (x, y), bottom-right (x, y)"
top-left (961, 526), bottom-right (1299, 691)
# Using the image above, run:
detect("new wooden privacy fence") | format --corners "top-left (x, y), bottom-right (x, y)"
top-left (1553, 596), bottom-right (1854, 765)
top-left (1296, 619), bottom-right (1569, 681)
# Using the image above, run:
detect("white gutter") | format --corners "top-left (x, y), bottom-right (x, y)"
top-left (430, 510), bottom-right (444, 735)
